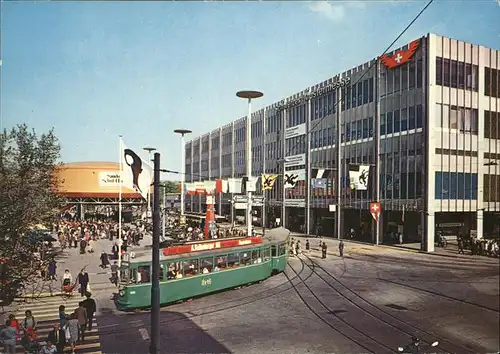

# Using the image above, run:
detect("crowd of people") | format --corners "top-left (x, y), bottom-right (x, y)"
top-left (0, 293), bottom-right (97, 354)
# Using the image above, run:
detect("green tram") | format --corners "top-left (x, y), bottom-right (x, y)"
top-left (116, 227), bottom-right (290, 310)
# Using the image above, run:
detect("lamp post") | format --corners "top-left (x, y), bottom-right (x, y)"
top-left (143, 147), bottom-right (156, 219)
top-left (236, 90), bottom-right (264, 237)
top-left (174, 129), bottom-right (192, 217)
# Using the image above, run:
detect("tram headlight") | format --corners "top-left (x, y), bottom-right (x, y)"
top-left (119, 290), bottom-right (125, 297)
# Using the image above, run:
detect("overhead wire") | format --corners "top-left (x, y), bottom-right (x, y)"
top-left (283, 0), bottom-right (435, 158)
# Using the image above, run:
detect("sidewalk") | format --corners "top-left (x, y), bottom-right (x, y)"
top-left (19, 236), bottom-right (126, 299)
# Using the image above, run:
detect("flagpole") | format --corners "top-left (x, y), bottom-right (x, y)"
top-left (118, 135), bottom-right (123, 269)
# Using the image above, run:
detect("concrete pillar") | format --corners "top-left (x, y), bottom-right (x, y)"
top-left (424, 211), bottom-right (435, 252)
top-left (477, 209), bottom-right (484, 238)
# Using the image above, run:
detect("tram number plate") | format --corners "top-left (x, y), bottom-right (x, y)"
top-left (201, 278), bottom-right (212, 286)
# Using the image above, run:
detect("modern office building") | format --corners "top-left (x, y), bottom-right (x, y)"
top-left (183, 33), bottom-right (499, 251)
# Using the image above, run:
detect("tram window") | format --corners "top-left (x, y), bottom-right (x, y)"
top-left (137, 265), bottom-right (151, 284)
top-left (227, 252), bottom-right (240, 267)
top-left (251, 250), bottom-right (261, 264)
top-left (183, 259), bottom-right (199, 277)
top-left (159, 264), bottom-right (164, 281)
top-left (200, 257), bottom-right (213, 273)
top-left (278, 244), bottom-right (286, 256)
top-left (214, 255), bottom-right (227, 271)
top-left (241, 252), bottom-right (252, 266)
top-left (271, 246), bottom-right (277, 257)
top-left (166, 262), bottom-right (182, 280)
top-left (262, 248), bottom-right (271, 261)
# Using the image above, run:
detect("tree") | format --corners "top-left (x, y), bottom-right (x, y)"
top-left (0, 124), bottom-right (63, 304)
top-left (161, 180), bottom-right (180, 194)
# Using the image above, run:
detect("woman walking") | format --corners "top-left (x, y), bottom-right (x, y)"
top-left (64, 313), bottom-right (79, 354)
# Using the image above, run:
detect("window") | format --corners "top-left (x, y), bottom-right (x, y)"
top-left (416, 59), bottom-right (423, 88)
top-left (357, 120), bottom-right (362, 140)
top-left (369, 78), bottom-right (374, 102)
top-left (278, 243), bottom-right (287, 256)
top-left (137, 265), bottom-right (151, 284)
top-left (262, 247), bottom-right (271, 261)
top-left (401, 108), bottom-right (408, 131)
top-left (183, 259), bottom-right (199, 276)
top-left (200, 257), bottom-right (214, 272)
top-left (251, 250), bottom-right (261, 264)
top-left (483, 175), bottom-right (500, 202)
top-left (386, 111), bottom-right (393, 134)
top-left (409, 106), bottom-right (416, 130)
top-left (345, 122), bottom-right (351, 142)
top-left (357, 81), bottom-right (363, 106)
top-left (401, 64), bottom-right (408, 90)
top-left (380, 113), bottom-right (386, 135)
top-left (346, 86), bottom-right (351, 110)
top-left (363, 80), bottom-right (369, 105)
top-left (351, 84), bottom-right (357, 107)
top-left (485, 67), bottom-right (499, 98)
top-left (368, 117), bottom-right (374, 137)
top-left (362, 118), bottom-right (368, 139)
top-left (227, 253), bottom-right (240, 267)
top-left (387, 70), bottom-right (393, 94)
top-left (215, 255), bottom-right (228, 270)
top-left (416, 104), bottom-right (423, 129)
top-left (435, 172), bottom-right (477, 200)
top-left (394, 67), bottom-right (401, 92)
top-left (393, 110), bottom-right (401, 133)
top-left (436, 57), bottom-right (479, 91)
top-left (409, 61), bottom-right (416, 89)
top-left (484, 110), bottom-right (500, 139)
top-left (240, 251), bottom-right (252, 266)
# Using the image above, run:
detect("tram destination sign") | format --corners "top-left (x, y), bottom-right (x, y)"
top-left (162, 237), bottom-right (263, 256)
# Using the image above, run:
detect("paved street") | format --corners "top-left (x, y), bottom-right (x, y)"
top-left (92, 237), bottom-right (498, 354)
top-left (4, 230), bottom-right (498, 353)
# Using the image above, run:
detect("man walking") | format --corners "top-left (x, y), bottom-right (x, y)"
top-left (77, 269), bottom-right (90, 297)
top-left (82, 293), bottom-right (97, 331)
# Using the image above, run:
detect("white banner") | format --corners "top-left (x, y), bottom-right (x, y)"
top-left (285, 124), bottom-right (306, 139)
top-left (284, 154), bottom-right (306, 168)
top-left (349, 165), bottom-right (370, 191)
top-left (228, 178), bottom-right (243, 193)
top-left (284, 169), bottom-right (305, 189)
top-left (99, 171), bottom-right (121, 187)
top-left (284, 199), bottom-right (306, 208)
top-left (121, 140), bottom-right (153, 200)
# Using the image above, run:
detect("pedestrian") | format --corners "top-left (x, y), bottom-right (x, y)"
top-left (339, 240), bottom-right (344, 257)
top-left (87, 238), bottom-right (95, 253)
top-left (0, 319), bottom-right (17, 354)
top-left (82, 292), bottom-right (97, 331)
top-left (39, 339), bottom-right (58, 354)
top-left (110, 261), bottom-right (119, 286)
top-left (458, 237), bottom-right (465, 254)
top-left (100, 251), bottom-right (110, 268)
top-left (305, 239), bottom-right (310, 251)
top-left (79, 238), bottom-right (87, 254)
top-left (48, 259), bottom-right (57, 280)
top-left (64, 313), bottom-right (79, 354)
top-left (22, 310), bottom-right (37, 335)
top-left (59, 305), bottom-right (67, 328)
top-left (47, 324), bottom-right (66, 354)
top-left (74, 302), bottom-right (87, 342)
top-left (77, 269), bottom-right (90, 297)
top-left (321, 242), bottom-right (327, 259)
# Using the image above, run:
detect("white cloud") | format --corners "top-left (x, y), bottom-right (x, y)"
top-left (308, 1), bottom-right (346, 22)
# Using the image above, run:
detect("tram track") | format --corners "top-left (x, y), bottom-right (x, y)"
top-left (301, 254), bottom-right (479, 354)
top-left (100, 259), bottom-right (310, 335)
top-left (284, 259), bottom-right (397, 353)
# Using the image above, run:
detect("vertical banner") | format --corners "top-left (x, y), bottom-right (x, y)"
top-left (349, 165), bottom-right (370, 190)
top-left (370, 202), bottom-right (382, 223)
top-left (121, 140), bottom-right (153, 200)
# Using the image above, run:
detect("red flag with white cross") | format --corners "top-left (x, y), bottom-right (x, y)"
top-left (370, 202), bottom-right (382, 223)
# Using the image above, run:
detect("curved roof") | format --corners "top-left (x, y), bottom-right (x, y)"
top-left (54, 161), bottom-right (145, 199)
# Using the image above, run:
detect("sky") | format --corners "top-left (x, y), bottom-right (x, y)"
top-left (1, 0), bottom-right (499, 179)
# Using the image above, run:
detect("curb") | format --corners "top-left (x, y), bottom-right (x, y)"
top-left (18, 283), bottom-right (116, 299)
top-left (289, 233), bottom-right (464, 258)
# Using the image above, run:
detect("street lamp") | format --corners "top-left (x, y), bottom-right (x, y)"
top-left (237, 90), bottom-right (264, 237)
top-left (174, 129), bottom-right (192, 217)
top-left (143, 147), bottom-right (156, 218)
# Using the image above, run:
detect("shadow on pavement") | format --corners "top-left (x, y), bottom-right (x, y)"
top-left (97, 310), bottom-right (232, 354)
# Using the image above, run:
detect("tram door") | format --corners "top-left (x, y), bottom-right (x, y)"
top-left (271, 245), bottom-right (277, 257)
